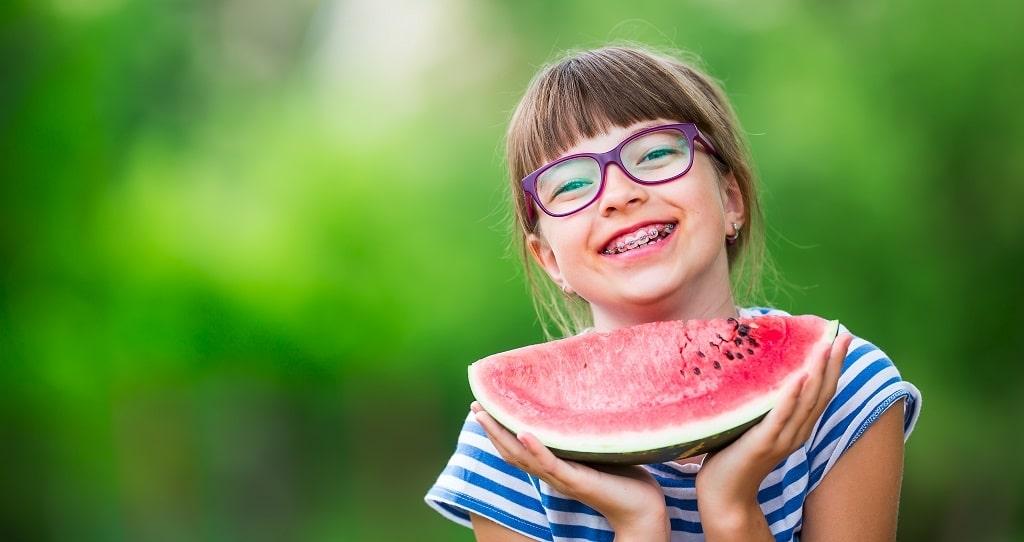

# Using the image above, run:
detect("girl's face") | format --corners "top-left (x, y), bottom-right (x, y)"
top-left (527, 119), bottom-right (745, 331)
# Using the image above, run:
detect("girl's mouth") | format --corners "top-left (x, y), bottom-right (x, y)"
top-left (602, 223), bottom-right (676, 255)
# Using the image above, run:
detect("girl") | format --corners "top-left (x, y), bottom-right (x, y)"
top-left (425, 44), bottom-right (921, 541)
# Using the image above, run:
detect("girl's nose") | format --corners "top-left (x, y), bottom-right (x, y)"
top-left (598, 164), bottom-right (648, 216)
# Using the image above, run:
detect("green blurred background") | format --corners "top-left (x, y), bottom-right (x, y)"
top-left (2, 0), bottom-right (1022, 540)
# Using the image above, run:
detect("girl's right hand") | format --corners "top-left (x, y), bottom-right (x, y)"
top-left (693, 332), bottom-right (852, 540)
top-left (471, 402), bottom-right (671, 542)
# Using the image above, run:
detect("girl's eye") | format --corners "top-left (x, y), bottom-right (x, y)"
top-left (552, 178), bottom-right (593, 198)
top-left (640, 147), bottom-right (680, 163)
top-left (536, 157), bottom-right (600, 205)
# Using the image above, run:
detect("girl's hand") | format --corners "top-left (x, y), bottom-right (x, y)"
top-left (471, 402), bottom-right (670, 541)
top-left (695, 332), bottom-right (853, 539)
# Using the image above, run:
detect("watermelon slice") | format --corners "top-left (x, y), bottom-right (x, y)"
top-left (469, 314), bottom-right (839, 465)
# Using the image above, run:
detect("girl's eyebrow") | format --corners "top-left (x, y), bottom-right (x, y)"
top-left (629, 120), bottom-right (666, 134)
top-left (604, 120), bottom-right (673, 145)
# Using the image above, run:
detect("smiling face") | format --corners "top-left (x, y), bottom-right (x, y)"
top-left (527, 120), bottom-right (746, 331)
top-left (506, 46), bottom-right (763, 337)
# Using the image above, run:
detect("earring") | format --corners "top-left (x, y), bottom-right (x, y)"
top-left (726, 223), bottom-right (742, 245)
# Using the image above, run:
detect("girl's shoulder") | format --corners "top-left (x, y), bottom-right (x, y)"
top-left (739, 305), bottom-right (790, 318)
top-left (739, 306), bottom-right (786, 317)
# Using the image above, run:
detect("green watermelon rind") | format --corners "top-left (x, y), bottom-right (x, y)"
top-left (550, 413), bottom-right (765, 465)
top-left (469, 318), bottom-right (840, 465)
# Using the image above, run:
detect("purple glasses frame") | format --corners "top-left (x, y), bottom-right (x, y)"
top-left (520, 122), bottom-right (720, 221)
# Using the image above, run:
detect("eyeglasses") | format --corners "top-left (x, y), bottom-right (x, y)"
top-left (521, 123), bottom-right (719, 220)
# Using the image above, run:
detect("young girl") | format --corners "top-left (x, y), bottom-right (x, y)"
top-left (425, 44), bottom-right (921, 541)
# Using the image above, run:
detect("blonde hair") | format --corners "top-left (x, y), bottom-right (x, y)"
top-left (506, 44), bottom-right (768, 338)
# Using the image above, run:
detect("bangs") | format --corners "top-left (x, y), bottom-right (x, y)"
top-left (509, 48), bottom-right (710, 179)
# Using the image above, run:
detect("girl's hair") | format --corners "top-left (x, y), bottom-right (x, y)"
top-left (506, 44), bottom-right (768, 338)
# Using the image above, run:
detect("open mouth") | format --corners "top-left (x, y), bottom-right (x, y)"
top-left (602, 223), bottom-right (676, 255)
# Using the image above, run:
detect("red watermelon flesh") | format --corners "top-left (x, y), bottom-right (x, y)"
top-left (469, 314), bottom-right (839, 464)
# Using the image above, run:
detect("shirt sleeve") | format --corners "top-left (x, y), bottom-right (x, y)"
top-left (805, 325), bottom-right (923, 492)
top-left (425, 413), bottom-right (554, 542)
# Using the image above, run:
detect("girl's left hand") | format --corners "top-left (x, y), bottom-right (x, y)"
top-left (695, 332), bottom-right (853, 529)
top-left (471, 402), bottom-right (671, 541)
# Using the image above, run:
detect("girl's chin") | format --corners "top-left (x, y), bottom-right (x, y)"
top-left (589, 284), bottom-right (680, 312)
top-left (588, 267), bottom-right (731, 315)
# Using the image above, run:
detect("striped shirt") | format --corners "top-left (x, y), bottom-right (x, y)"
top-left (425, 307), bottom-right (923, 541)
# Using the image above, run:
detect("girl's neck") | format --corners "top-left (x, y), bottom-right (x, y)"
top-left (590, 293), bottom-right (740, 331)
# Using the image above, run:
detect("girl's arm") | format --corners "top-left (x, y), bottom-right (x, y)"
top-left (799, 402), bottom-right (906, 541)
top-left (470, 514), bottom-right (536, 542)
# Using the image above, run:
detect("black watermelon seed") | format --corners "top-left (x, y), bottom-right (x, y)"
top-left (747, 348), bottom-right (755, 355)
top-left (727, 317), bottom-right (737, 325)
top-left (709, 341), bottom-right (719, 349)
top-left (748, 338), bottom-right (758, 347)
top-left (693, 367), bottom-right (701, 375)
top-left (737, 324), bottom-right (750, 336)
top-left (736, 353), bottom-right (744, 359)
top-left (734, 337), bottom-right (743, 346)
top-left (697, 351), bottom-right (705, 358)
top-left (679, 369), bottom-right (685, 376)
top-left (713, 361), bottom-right (722, 370)
top-left (725, 351), bottom-right (734, 360)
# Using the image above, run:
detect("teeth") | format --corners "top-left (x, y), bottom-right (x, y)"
top-left (603, 224), bottom-right (675, 255)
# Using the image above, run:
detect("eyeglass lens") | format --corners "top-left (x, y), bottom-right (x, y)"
top-left (534, 127), bottom-right (694, 216)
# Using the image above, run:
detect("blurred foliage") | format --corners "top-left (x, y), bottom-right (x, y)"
top-left (1, 0), bottom-right (1022, 541)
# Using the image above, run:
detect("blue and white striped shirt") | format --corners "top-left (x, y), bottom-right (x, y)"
top-left (425, 308), bottom-right (922, 541)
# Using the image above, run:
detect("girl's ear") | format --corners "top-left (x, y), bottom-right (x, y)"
top-left (527, 232), bottom-right (566, 287)
top-left (722, 171), bottom-right (746, 229)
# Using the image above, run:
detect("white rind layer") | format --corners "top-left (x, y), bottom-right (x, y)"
top-left (468, 319), bottom-right (840, 456)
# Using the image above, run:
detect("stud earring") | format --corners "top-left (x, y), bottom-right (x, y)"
top-left (726, 223), bottom-right (742, 245)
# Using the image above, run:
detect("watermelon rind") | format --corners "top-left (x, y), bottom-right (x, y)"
top-left (550, 414), bottom-right (765, 465)
top-left (469, 317), bottom-right (840, 465)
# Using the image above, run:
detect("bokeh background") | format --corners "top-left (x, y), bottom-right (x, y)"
top-left (2, 0), bottom-right (1023, 540)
